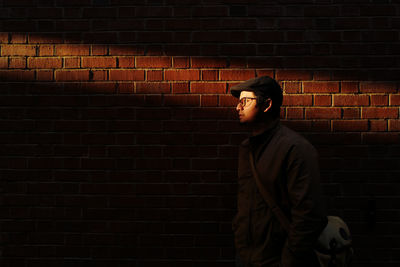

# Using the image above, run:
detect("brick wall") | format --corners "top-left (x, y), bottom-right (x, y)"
top-left (1, 1), bottom-right (400, 266)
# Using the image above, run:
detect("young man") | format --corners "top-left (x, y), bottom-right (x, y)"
top-left (231, 76), bottom-right (327, 267)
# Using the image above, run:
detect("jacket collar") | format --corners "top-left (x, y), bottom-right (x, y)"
top-left (250, 119), bottom-right (280, 138)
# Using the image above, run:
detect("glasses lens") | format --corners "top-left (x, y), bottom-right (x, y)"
top-left (239, 98), bottom-right (246, 107)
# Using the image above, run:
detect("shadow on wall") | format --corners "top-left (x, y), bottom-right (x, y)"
top-left (2, 1), bottom-right (400, 80)
top-left (1, 79), bottom-right (399, 267)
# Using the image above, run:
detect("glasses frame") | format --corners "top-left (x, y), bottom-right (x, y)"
top-left (238, 97), bottom-right (257, 108)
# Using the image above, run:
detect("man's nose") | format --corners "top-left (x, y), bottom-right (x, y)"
top-left (236, 103), bottom-right (242, 111)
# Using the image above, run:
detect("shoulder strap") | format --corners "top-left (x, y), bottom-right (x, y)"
top-left (248, 150), bottom-right (291, 232)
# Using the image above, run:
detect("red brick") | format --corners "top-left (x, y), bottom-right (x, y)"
top-left (64, 57), bottom-right (80, 68)
top-left (136, 82), bottom-right (170, 94)
top-left (276, 70), bottom-right (312, 81)
top-left (1, 45), bottom-right (36, 56)
top-left (136, 56), bottom-right (171, 68)
top-left (341, 82), bottom-right (359, 93)
top-left (332, 120), bottom-right (368, 132)
top-left (389, 120), bottom-right (400, 131)
top-left (360, 82), bottom-right (397, 93)
top-left (334, 95), bottom-right (369, 106)
top-left (28, 57), bottom-right (62, 68)
top-left (282, 95), bottom-right (312, 106)
top-left (36, 70), bottom-right (53, 81)
top-left (173, 57), bottom-right (189, 68)
top-left (286, 108), bottom-right (304, 119)
top-left (164, 95), bottom-right (200, 106)
top-left (226, 58), bottom-right (244, 69)
top-left (0, 57), bottom-right (8, 68)
top-left (109, 70), bottom-right (145, 81)
top-left (55, 70), bottom-right (89, 81)
top-left (390, 94), bottom-right (400, 106)
top-left (9, 57), bottom-right (26, 68)
top-left (172, 83), bottom-right (189, 94)
top-left (90, 45), bottom-right (107, 56)
top-left (118, 57), bottom-right (135, 68)
top-left (362, 108), bottom-right (398, 119)
top-left (147, 70), bottom-right (163, 81)
top-left (165, 70), bottom-right (200, 81)
top-left (82, 57), bottom-right (116, 68)
top-left (191, 57), bottom-right (227, 68)
top-left (283, 82), bottom-right (301, 93)
top-left (38, 45), bottom-right (54, 56)
top-left (256, 69), bottom-right (274, 78)
top-left (370, 95), bottom-right (388, 106)
top-left (191, 82), bottom-right (225, 94)
top-left (0, 70), bottom-right (35, 81)
top-left (91, 70), bottom-right (107, 80)
top-left (370, 120), bottom-right (387, 131)
top-left (303, 82), bottom-right (339, 93)
top-left (219, 95), bottom-right (236, 107)
top-left (0, 32), bottom-right (8, 43)
top-left (342, 108), bottom-right (360, 119)
top-left (314, 95), bottom-right (332, 106)
top-left (305, 108), bottom-right (341, 119)
top-left (219, 70), bottom-right (255, 81)
top-left (56, 45), bottom-right (90, 56)
top-left (10, 33), bottom-right (26, 43)
top-left (202, 95), bottom-right (219, 107)
top-left (109, 45), bottom-right (145, 56)
top-left (202, 70), bottom-right (218, 81)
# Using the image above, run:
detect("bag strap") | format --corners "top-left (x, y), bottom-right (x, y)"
top-left (248, 150), bottom-right (291, 232)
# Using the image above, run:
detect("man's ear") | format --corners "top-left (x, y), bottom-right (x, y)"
top-left (263, 99), bottom-right (272, 113)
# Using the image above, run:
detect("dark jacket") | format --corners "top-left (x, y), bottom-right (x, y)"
top-left (232, 121), bottom-right (327, 267)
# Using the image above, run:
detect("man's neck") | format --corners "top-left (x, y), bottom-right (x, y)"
top-left (251, 117), bottom-right (280, 136)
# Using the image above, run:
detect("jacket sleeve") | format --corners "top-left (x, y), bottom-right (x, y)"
top-left (281, 143), bottom-right (327, 267)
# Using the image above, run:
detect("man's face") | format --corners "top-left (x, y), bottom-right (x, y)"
top-left (236, 91), bottom-right (259, 124)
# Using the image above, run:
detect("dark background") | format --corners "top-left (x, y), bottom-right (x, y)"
top-left (1, 0), bottom-right (400, 266)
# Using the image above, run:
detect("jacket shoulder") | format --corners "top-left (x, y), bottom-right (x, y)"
top-left (276, 125), bottom-right (316, 154)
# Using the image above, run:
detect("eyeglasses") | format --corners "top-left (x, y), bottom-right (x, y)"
top-left (238, 97), bottom-right (257, 108)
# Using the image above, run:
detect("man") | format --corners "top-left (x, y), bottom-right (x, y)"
top-left (231, 76), bottom-right (327, 267)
